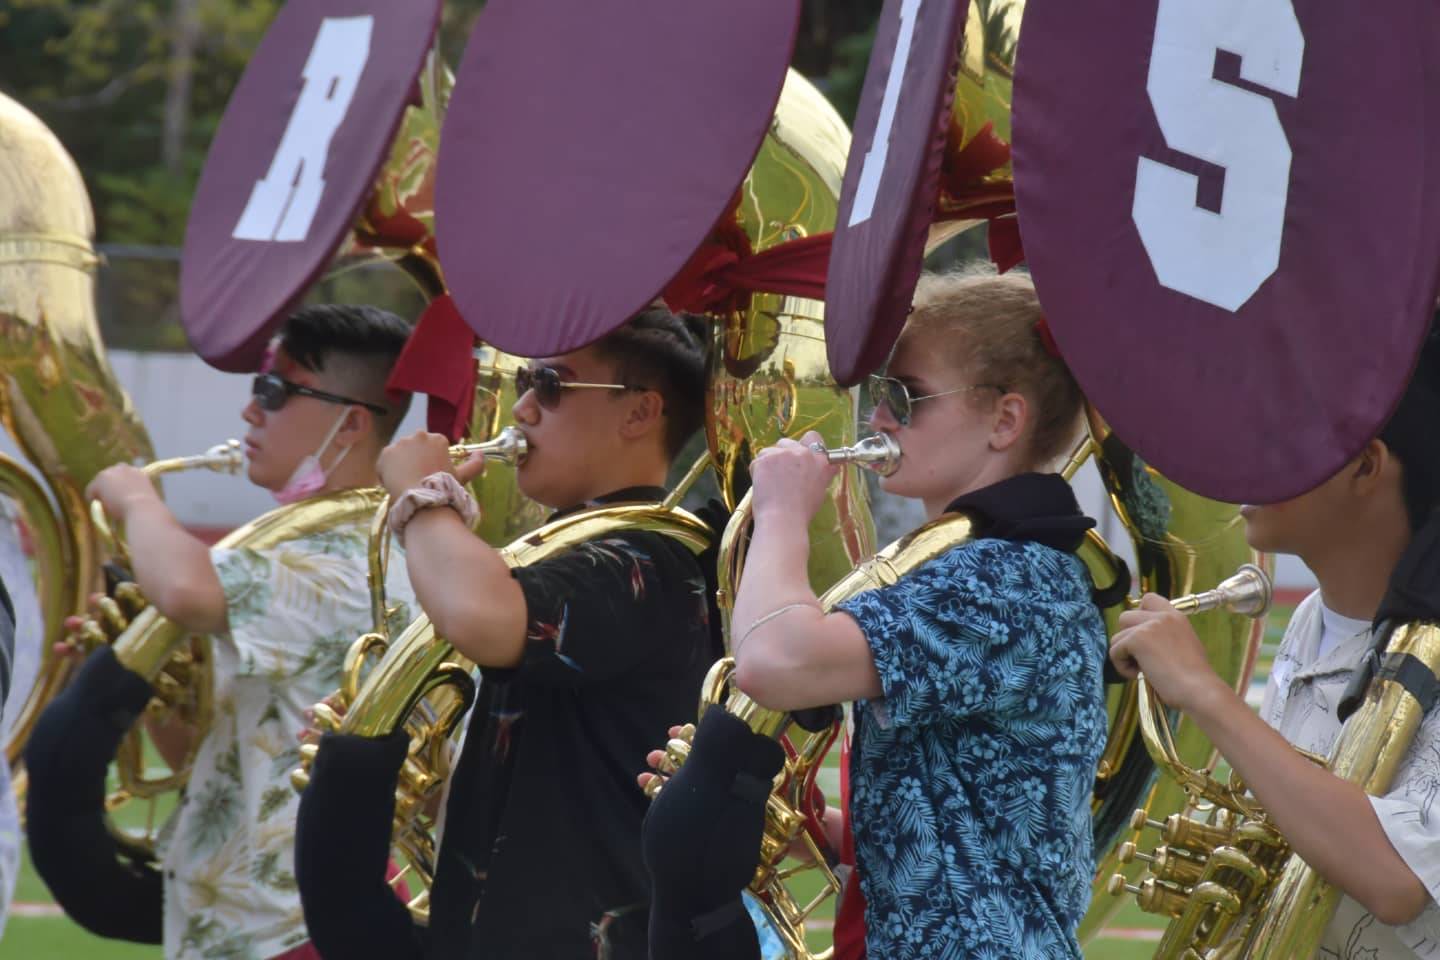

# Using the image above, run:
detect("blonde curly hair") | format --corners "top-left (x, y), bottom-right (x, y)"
top-left (900, 265), bottom-right (1085, 469)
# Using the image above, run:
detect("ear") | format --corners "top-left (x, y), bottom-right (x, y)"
top-left (334, 406), bottom-right (374, 449)
top-left (1352, 437), bottom-right (1395, 493)
top-left (618, 390), bottom-right (665, 442)
top-left (989, 392), bottom-right (1029, 453)
top-left (1352, 438), bottom-right (1385, 477)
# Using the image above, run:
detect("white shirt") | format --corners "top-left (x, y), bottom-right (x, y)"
top-left (157, 522), bottom-right (414, 960)
top-left (1260, 590), bottom-right (1440, 959)
top-left (0, 505), bottom-right (42, 943)
top-left (1318, 602), bottom-right (1372, 663)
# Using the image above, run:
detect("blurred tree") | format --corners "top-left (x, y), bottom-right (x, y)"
top-left (0, 0), bottom-right (282, 243)
top-left (794, 0), bottom-right (878, 81)
top-left (798, 0), bottom-right (879, 124)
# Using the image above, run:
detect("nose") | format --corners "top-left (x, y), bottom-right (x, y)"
top-left (241, 396), bottom-right (264, 427)
top-left (511, 386), bottom-right (540, 425)
top-left (868, 400), bottom-right (899, 433)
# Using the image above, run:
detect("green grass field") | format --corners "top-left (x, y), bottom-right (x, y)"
top-left (0, 601), bottom-right (1295, 959)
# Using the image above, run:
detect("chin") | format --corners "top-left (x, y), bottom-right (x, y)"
top-left (878, 470), bottom-right (920, 502)
top-left (515, 468), bottom-right (561, 510)
top-left (246, 462), bottom-right (274, 490)
top-left (1239, 510), bottom-right (1288, 555)
top-left (1242, 529), bottom-right (1288, 555)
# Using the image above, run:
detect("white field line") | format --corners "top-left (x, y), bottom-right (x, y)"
top-left (11, 902), bottom-right (65, 917)
top-left (1093, 928), bottom-right (1164, 942)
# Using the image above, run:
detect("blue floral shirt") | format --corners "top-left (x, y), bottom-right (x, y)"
top-left (836, 537), bottom-right (1107, 960)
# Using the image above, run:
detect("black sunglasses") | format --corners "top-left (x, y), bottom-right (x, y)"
top-left (514, 364), bottom-right (647, 410)
top-left (251, 373), bottom-right (388, 416)
top-left (866, 374), bottom-right (1003, 427)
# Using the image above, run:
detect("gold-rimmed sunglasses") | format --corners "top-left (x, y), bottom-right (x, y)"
top-left (866, 374), bottom-right (1003, 427)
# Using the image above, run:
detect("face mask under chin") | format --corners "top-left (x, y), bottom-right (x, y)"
top-left (272, 409), bottom-right (353, 505)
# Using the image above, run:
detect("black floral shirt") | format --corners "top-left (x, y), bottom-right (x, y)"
top-left (426, 488), bottom-right (716, 960)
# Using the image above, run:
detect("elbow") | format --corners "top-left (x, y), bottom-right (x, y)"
top-left (1365, 881), bottom-right (1430, 926)
top-left (1365, 892), bottom-right (1422, 932)
top-left (430, 606), bottom-right (483, 655)
top-left (732, 654), bottom-right (764, 701)
top-left (1370, 901), bottom-right (1424, 927)
top-left (429, 603), bottom-right (514, 667)
top-left (149, 580), bottom-right (222, 633)
top-left (733, 650), bottom-right (794, 711)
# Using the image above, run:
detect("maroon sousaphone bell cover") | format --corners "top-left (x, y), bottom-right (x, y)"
top-left (825, 0), bottom-right (969, 388)
top-left (433, 0), bottom-right (802, 357)
top-left (180, 0), bottom-right (441, 371)
top-left (1013, 1), bottom-right (1440, 503)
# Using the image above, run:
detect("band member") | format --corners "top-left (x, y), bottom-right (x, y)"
top-left (721, 267), bottom-right (1109, 959)
top-left (26, 304), bottom-right (415, 960)
top-left (1109, 329), bottom-right (1440, 958)
top-left (295, 308), bottom-right (718, 959)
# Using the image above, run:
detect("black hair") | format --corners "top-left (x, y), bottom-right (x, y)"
top-left (277, 304), bottom-right (413, 442)
top-left (1379, 317), bottom-right (1440, 531)
top-left (588, 307), bottom-right (710, 460)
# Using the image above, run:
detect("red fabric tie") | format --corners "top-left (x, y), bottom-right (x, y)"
top-left (664, 231), bottom-right (834, 315)
top-left (942, 120), bottom-right (1012, 199)
top-left (385, 294), bottom-right (476, 441)
top-left (1035, 313), bottom-right (1064, 358)
top-left (662, 193), bottom-right (1022, 323)
top-left (833, 732), bottom-right (867, 960)
top-left (934, 120), bottom-right (1027, 272)
top-left (987, 215), bottom-right (1025, 274)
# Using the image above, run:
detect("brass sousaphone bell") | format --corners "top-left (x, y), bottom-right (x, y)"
top-left (0, 93), bottom-right (157, 779)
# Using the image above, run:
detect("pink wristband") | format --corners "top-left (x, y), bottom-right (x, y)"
top-left (387, 472), bottom-right (481, 546)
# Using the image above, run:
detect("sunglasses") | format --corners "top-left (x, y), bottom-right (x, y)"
top-left (251, 373), bottom-right (388, 415)
top-left (514, 364), bottom-right (647, 410)
top-left (866, 374), bottom-right (1003, 427)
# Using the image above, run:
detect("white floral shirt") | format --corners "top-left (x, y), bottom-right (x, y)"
top-left (1261, 590), bottom-right (1440, 959)
top-left (0, 759), bottom-right (16, 942)
top-left (158, 524), bottom-right (413, 960)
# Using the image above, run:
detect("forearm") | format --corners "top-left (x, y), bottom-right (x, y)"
top-left (401, 508), bottom-right (526, 667)
top-left (731, 513), bottom-right (819, 651)
top-left (119, 500), bottom-right (226, 634)
top-left (1189, 681), bottom-right (1429, 922)
top-left (731, 511), bottom-right (879, 708)
top-left (731, 514), bottom-right (824, 700)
